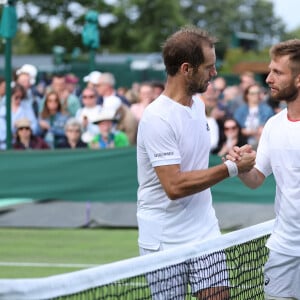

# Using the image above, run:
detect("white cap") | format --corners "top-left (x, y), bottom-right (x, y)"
top-left (16, 64), bottom-right (38, 85)
top-left (83, 71), bottom-right (102, 85)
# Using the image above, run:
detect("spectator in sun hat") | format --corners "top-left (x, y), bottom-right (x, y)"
top-left (89, 109), bottom-right (130, 149)
top-left (13, 118), bottom-right (49, 150)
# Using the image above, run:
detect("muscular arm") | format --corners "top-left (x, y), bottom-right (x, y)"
top-left (155, 164), bottom-right (230, 200)
top-left (155, 151), bottom-right (255, 200)
top-left (238, 167), bottom-right (265, 189)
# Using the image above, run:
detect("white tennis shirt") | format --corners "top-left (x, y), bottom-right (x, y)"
top-left (255, 108), bottom-right (300, 256)
top-left (136, 95), bottom-right (220, 250)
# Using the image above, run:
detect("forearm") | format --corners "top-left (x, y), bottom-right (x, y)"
top-left (238, 167), bottom-right (265, 189)
top-left (170, 164), bottom-right (230, 199)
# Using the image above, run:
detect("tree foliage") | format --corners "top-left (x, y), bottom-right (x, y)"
top-left (0, 0), bottom-right (290, 58)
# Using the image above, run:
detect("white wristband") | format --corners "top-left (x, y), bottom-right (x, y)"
top-left (224, 160), bottom-right (238, 177)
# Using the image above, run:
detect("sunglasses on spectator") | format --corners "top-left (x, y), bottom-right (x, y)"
top-left (14, 96), bottom-right (22, 100)
top-left (224, 126), bottom-right (237, 131)
top-left (67, 129), bottom-right (81, 133)
top-left (82, 94), bottom-right (96, 99)
top-left (18, 127), bottom-right (30, 131)
top-left (248, 90), bottom-right (260, 95)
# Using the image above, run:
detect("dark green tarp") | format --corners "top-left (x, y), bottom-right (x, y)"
top-left (0, 148), bottom-right (275, 204)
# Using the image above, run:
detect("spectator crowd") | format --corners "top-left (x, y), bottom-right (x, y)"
top-left (0, 64), bottom-right (282, 153)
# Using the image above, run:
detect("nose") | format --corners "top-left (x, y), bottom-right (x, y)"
top-left (210, 66), bottom-right (217, 77)
top-left (265, 72), bottom-right (272, 85)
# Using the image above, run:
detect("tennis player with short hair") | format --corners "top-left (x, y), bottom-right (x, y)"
top-left (136, 25), bottom-right (256, 299)
top-left (227, 39), bottom-right (300, 299)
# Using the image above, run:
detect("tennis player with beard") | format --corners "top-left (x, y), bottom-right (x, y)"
top-left (227, 39), bottom-right (300, 299)
top-left (136, 25), bottom-right (255, 300)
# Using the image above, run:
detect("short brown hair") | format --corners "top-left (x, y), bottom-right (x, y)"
top-left (162, 25), bottom-right (217, 76)
top-left (270, 39), bottom-right (300, 76)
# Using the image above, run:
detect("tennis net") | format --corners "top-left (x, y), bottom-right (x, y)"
top-left (0, 219), bottom-right (274, 300)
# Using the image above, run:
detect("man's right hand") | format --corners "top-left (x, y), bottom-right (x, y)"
top-left (227, 144), bottom-right (256, 174)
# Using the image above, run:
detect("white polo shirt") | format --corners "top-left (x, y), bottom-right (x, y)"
top-left (136, 95), bottom-right (220, 250)
top-left (255, 108), bottom-right (300, 256)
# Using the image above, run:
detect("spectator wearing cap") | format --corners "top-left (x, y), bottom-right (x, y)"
top-left (82, 70), bottom-right (102, 104)
top-left (83, 70), bottom-right (102, 89)
top-left (15, 63), bottom-right (42, 118)
top-left (65, 73), bottom-right (81, 97)
top-left (89, 110), bottom-right (129, 149)
top-left (13, 118), bottom-right (49, 150)
top-left (56, 118), bottom-right (87, 149)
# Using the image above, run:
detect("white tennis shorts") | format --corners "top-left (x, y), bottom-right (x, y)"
top-left (140, 246), bottom-right (229, 299)
top-left (264, 250), bottom-right (300, 299)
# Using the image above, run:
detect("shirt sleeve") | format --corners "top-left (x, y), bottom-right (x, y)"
top-left (139, 113), bottom-right (181, 167)
top-left (255, 120), bottom-right (272, 177)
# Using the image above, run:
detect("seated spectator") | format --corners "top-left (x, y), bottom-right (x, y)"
top-left (13, 118), bottom-right (49, 150)
top-left (65, 73), bottom-right (81, 97)
top-left (234, 83), bottom-right (274, 149)
top-left (89, 110), bottom-right (130, 149)
top-left (43, 73), bottom-right (81, 117)
top-left (130, 82), bottom-right (155, 122)
top-left (0, 84), bottom-right (39, 136)
top-left (39, 91), bottom-right (69, 148)
top-left (57, 118), bottom-right (87, 149)
top-left (15, 63), bottom-right (41, 117)
top-left (97, 72), bottom-right (131, 108)
top-left (75, 87), bottom-right (101, 137)
top-left (217, 118), bottom-right (247, 157)
top-left (115, 104), bottom-right (138, 145)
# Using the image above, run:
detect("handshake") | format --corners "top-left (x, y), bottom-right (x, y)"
top-left (224, 144), bottom-right (256, 177)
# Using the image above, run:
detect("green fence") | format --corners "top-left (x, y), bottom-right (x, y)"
top-left (0, 148), bottom-right (275, 203)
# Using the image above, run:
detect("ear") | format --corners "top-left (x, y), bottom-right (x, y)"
top-left (181, 62), bottom-right (190, 75)
top-left (296, 74), bottom-right (300, 88)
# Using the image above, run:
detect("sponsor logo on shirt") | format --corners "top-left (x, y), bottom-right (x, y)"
top-left (154, 151), bottom-right (174, 158)
top-left (264, 275), bottom-right (270, 286)
top-left (206, 122), bottom-right (210, 131)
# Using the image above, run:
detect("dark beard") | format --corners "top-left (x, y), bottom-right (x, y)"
top-left (272, 83), bottom-right (298, 103)
top-left (187, 80), bottom-right (207, 96)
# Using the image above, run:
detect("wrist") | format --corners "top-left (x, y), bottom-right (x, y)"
top-left (224, 160), bottom-right (238, 177)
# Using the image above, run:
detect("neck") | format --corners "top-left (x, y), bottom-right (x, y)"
top-left (163, 81), bottom-right (193, 107)
top-left (69, 140), bottom-right (77, 148)
top-left (287, 100), bottom-right (300, 121)
top-left (20, 137), bottom-right (30, 147)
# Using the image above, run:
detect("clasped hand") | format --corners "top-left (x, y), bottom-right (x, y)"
top-left (226, 144), bottom-right (256, 174)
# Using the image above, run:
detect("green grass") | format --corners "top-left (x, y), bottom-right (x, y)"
top-left (0, 228), bottom-right (139, 278)
top-left (0, 228), bottom-right (268, 299)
